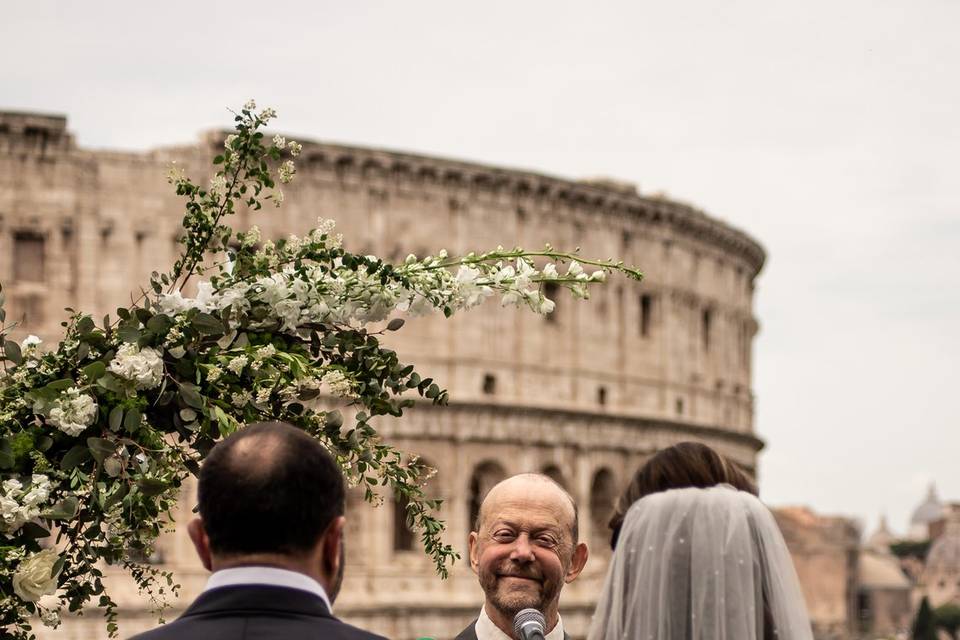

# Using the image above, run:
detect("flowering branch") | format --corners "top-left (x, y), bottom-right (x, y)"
top-left (0, 101), bottom-right (642, 639)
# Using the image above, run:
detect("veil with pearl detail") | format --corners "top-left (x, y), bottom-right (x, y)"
top-left (587, 485), bottom-right (814, 640)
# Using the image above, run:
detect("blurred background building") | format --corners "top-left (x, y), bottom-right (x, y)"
top-left (1, 110), bottom-right (950, 639)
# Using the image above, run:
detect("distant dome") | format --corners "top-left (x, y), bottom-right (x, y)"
top-left (911, 484), bottom-right (945, 526)
top-left (858, 550), bottom-right (911, 590)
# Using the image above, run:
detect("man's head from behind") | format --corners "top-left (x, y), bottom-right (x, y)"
top-left (187, 421), bottom-right (346, 600)
top-left (468, 473), bottom-right (588, 631)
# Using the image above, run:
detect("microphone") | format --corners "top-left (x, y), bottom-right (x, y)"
top-left (513, 608), bottom-right (546, 640)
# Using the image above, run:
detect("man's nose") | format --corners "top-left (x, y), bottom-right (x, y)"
top-left (510, 533), bottom-right (535, 561)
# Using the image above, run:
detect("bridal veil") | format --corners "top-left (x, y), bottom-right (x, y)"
top-left (588, 485), bottom-right (813, 640)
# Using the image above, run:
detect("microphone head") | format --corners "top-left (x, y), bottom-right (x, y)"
top-left (513, 608), bottom-right (546, 639)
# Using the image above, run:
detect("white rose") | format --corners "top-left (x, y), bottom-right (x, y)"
top-left (40, 608), bottom-right (61, 628)
top-left (13, 549), bottom-right (61, 602)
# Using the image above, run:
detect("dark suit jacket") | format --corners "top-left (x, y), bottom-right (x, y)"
top-left (454, 618), bottom-right (570, 640)
top-left (129, 585), bottom-right (387, 640)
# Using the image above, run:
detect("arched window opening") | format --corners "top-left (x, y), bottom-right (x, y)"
top-left (541, 464), bottom-right (568, 490)
top-left (590, 468), bottom-right (617, 552)
top-left (468, 461), bottom-right (507, 533)
top-left (393, 490), bottom-right (415, 552)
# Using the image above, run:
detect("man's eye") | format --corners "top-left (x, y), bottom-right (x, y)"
top-left (536, 536), bottom-right (558, 547)
top-left (493, 531), bottom-right (516, 541)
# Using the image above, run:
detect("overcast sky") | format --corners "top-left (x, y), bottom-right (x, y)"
top-left (2, 0), bottom-right (957, 536)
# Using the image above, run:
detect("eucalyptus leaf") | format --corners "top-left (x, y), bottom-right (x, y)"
top-left (192, 312), bottom-right (225, 335)
top-left (123, 408), bottom-right (142, 431)
top-left (0, 438), bottom-right (14, 469)
top-left (19, 522), bottom-right (51, 539)
top-left (3, 339), bottom-right (22, 365)
top-left (386, 318), bottom-right (405, 331)
top-left (180, 384), bottom-right (204, 409)
top-left (137, 478), bottom-right (169, 497)
top-left (61, 445), bottom-right (91, 471)
top-left (109, 405), bottom-right (124, 432)
top-left (43, 496), bottom-right (79, 520)
top-left (82, 361), bottom-right (106, 381)
top-left (87, 437), bottom-right (117, 464)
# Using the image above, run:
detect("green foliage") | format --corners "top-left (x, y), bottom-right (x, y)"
top-left (935, 603), bottom-right (960, 640)
top-left (891, 539), bottom-right (932, 560)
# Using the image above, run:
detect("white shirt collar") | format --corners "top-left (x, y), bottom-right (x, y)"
top-left (203, 566), bottom-right (332, 612)
top-left (475, 606), bottom-right (564, 640)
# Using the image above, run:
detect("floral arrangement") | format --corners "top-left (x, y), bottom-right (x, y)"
top-left (0, 101), bottom-right (642, 638)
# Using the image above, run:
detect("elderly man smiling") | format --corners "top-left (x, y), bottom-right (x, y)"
top-left (456, 473), bottom-right (589, 640)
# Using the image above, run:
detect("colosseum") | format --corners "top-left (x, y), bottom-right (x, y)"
top-left (0, 110), bottom-right (765, 639)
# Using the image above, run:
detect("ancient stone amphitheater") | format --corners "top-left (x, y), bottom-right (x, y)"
top-left (0, 111), bottom-right (765, 639)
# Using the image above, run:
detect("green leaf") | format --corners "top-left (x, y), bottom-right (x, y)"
top-left (137, 478), bottom-right (169, 497)
top-left (325, 410), bottom-right (343, 430)
top-left (77, 316), bottom-right (95, 335)
top-left (43, 496), bottom-right (79, 520)
top-left (82, 361), bottom-right (106, 381)
top-left (124, 408), bottom-right (142, 431)
top-left (109, 405), bottom-right (124, 431)
top-left (386, 318), bottom-right (405, 331)
top-left (61, 445), bottom-right (91, 471)
top-left (45, 378), bottom-right (75, 392)
top-left (3, 339), bottom-right (22, 365)
top-left (87, 437), bottom-right (117, 464)
top-left (19, 522), bottom-right (51, 539)
top-left (425, 383), bottom-right (440, 399)
top-left (146, 313), bottom-right (173, 334)
top-left (36, 435), bottom-right (53, 452)
top-left (180, 383), bottom-right (204, 409)
top-left (118, 322), bottom-right (141, 343)
top-left (192, 312), bottom-right (224, 335)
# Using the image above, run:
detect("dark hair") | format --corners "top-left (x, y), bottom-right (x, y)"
top-left (198, 421), bottom-right (345, 556)
top-left (608, 441), bottom-right (757, 549)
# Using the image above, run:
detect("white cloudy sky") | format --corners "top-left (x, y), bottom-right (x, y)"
top-left (2, 1), bottom-right (957, 535)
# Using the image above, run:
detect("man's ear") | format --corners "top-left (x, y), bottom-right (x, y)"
top-left (321, 515), bottom-right (346, 576)
top-left (187, 518), bottom-right (213, 572)
top-left (564, 542), bottom-right (589, 583)
top-left (467, 531), bottom-right (480, 575)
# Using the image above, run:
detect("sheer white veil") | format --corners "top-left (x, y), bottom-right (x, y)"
top-left (588, 485), bottom-right (813, 640)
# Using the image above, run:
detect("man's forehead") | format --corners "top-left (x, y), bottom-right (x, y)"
top-left (479, 476), bottom-right (576, 529)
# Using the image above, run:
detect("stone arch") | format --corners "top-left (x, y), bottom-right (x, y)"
top-left (468, 460), bottom-right (508, 533)
top-left (589, 468), bottom-right (618, 552)
top-left (541, 464), bottom-right (569, 490)
top-left (393, 457), bottom-right (436, 553)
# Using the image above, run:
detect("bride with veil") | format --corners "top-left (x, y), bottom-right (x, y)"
top-left (588, 485), bottom-right (814, 640)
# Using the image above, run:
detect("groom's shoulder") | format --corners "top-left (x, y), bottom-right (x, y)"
top-left (129, 616), bottom-right (388, 640)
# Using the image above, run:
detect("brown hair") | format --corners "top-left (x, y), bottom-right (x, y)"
top-left (608, 441), bottom-right (758, 549)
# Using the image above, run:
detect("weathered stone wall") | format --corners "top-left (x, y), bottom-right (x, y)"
top-left (1, 112), bottom-right (768, 639)
top-left (774, 507), bottom-right (861, 640)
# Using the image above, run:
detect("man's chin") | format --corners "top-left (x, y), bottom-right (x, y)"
top-left (491, 582), bottom-right (543, 615)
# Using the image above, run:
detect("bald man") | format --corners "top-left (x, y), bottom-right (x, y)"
top-left (131, 422), bottom-right (385, 640)
top-left (456, 473), bottom-right (589, 640)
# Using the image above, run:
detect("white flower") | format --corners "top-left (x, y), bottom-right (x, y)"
top-left (230, 390), bottom-right (252, 407)
top-left (40, 609), bottom-right (61, 628)
top-left (20, 335), bottom-right (42, 350)
top-left (206, 365), bottom-right (223, 383)
top-left (288, 141), bottom-right (302, 157)
top-left (272, 134), bottom-right (286, 148)
top-left (255, 387), bottom-right (272, 404)
top-left (0, 495), bottom-right (23, 532)
top-left (541, 264), bottom-right (558, 279)
top-left (13, 549), bottom-right (62, 602)
top-left (278, 160), bottom-right (296, 184)
top-left (566, 261), bottom-right (584, 277)
top-left (321, 370), bottom-right (353, 398)
top-left (227, 355), bottom-right (248, 375)
top-left (224, 134), bottom-right (238, 150)
top-left (260, 107), bottom-right (277, 120)
top-left (243, 99), bottom-right (257, 111)
top-left (109, 343), bottom-right (165, 390)
top-left (21, 475), bottom-right (51, 508)
top-left (273, 189), bottom-right (284, 207)
top-left (44, 387), bottom-right (97, 437)
top-left (166, 162), bottom-right (185, 185)
top-left (241, 226), bottom-right (261, 247)
top-left (255, 344), bottom-right (276, 361)
top-left (209, 175), bottom-right (227, 197)
top-left (590, 270), bottom-right (606, 282)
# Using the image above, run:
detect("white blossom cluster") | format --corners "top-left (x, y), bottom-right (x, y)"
top-left (321, 370), bottom-right (354, 398)
top-left (153, 220), bottom-right (605, 340)
top-left (0, 475), bottom-right (51, 534)
top-left (38, 387), bottom-right (97, 437)
top-left (109, 343), bottom-right (165, 390)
